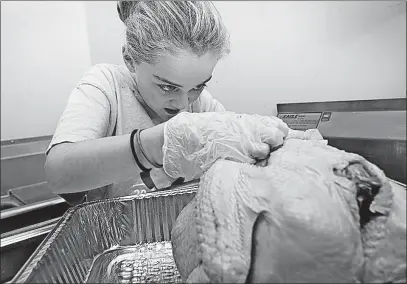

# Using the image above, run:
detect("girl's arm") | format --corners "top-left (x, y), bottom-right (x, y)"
top-left (45, 123), bottom-right (165, 194)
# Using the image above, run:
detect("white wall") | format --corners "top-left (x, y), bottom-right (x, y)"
top-left (210, 1), bottom-right (406, 115)
top-left (83, 1), bottom-right (406, 116)
top-left (84, 1), bottom-right (125, 66)
top-left (1, 1), bottom-right (92, 141)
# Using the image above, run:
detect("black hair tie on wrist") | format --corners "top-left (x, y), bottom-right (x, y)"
top-left (140, 171), bottom-right (155, 189)
top-left (130, 129), bottom-right (150, 172)
top-left (137, 129), bottom-right (163, 168)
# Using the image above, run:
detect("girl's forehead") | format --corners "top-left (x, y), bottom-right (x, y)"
top-left (141, 51), bottom-right (218, 88)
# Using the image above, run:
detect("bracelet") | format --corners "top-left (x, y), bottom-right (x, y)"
top-left (140, 171), bottom-right (155, 189)
top-left (137, 129), bottom-right (163, 168)
top-left (130, 129), bottom-right (150, 172)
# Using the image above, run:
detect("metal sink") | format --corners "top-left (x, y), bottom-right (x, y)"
top-left (1, 197), bottom-right (70, 234)
top-left (1, 218), bottom-right (60, 283)
top-left (0, 137), bottom-right (71, 283)
top-left (1, 185), bottom-right (71, 283)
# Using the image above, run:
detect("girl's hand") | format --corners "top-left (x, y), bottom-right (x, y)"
top-left (162, 111), bottom-right (289, 180)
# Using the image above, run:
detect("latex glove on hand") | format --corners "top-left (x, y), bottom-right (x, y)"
top-left (162, 112), bottom-right (289, 181)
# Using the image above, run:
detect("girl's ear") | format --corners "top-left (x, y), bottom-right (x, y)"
top-left (122, 45), bottom-right (136, 73)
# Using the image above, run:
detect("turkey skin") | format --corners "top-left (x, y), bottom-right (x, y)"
top-left (171, 138), bottom-right (406, 283)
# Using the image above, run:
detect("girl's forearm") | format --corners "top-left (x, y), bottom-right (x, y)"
top-left (45, 124), bottom-right (165, 194)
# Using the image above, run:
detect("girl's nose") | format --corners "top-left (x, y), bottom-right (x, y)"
top-left (171, 93), bottom-right (189, 110)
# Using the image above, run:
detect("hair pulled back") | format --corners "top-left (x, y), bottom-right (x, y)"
top-left (117, 1), bottom-right (230, 65)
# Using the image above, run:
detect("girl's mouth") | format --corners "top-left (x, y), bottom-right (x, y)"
top-left (164, 108), bottom-right (180, 115)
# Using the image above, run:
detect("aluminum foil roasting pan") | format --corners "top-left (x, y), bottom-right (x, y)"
top-left (9, 178), bottom-right (405, 283)
top-left (10, 182), bottom-right (198, 283)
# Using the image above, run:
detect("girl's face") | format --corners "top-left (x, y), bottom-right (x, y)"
top-left (129, 50), bottom-right (218, 122)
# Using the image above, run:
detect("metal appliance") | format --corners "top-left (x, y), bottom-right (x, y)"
top-left (277, 98), bottom-right (406, 185)
top-left (1, 137), bottom-right (70, 283)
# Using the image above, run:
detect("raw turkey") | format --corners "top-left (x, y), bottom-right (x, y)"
top-left (171, 131), bottom-right (406, 283)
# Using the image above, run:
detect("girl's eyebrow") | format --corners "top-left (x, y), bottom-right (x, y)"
top-left (153, 75), bottom-right (213, 88)
top-left (153, 75), bottom-right (182, 87)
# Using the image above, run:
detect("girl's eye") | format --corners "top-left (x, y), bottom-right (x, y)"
top-left (158, 84), bottom-right (206, 94)
top-left (159, 85), bottom-right (178, 92)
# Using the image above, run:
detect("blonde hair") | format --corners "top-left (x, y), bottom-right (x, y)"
top-left (117, 1), bottom-right (230, 64)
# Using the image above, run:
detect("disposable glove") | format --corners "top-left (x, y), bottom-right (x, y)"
top-left (162, 111), bottom-right (289, 181)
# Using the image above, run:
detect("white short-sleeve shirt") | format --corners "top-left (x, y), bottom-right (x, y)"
top-left (47, 64), bottom-right (225, 201)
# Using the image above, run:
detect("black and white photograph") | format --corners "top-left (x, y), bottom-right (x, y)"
top-left (1, 1), bottom-right (406, 283)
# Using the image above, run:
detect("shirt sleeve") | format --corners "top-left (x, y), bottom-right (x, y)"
top-left (46, 65), bottom-right (116, 155)
top-left (194, 89), bottom-right (226, 113)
